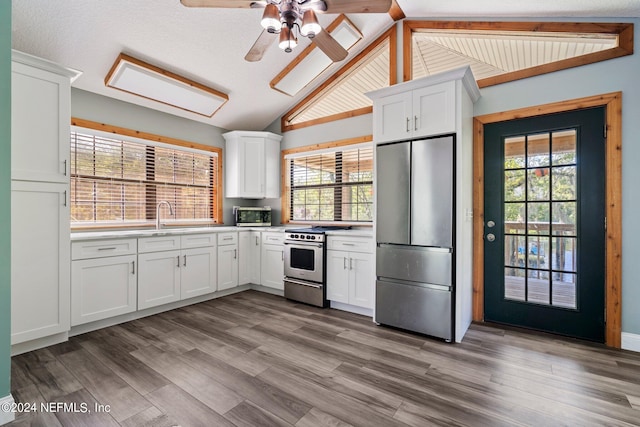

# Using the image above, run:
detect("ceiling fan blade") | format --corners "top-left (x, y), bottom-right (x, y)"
top-left (245, 29), bottom-right (277, 62)
top-left (312, 30), bottom-right (348, 62)
top-left (180, 0), bottom-right (255, 8)
top-left (322, 0), bottom-right (392, 13)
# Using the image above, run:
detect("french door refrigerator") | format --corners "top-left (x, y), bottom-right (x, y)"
top-left (375, 134), bottom-right (455, 341)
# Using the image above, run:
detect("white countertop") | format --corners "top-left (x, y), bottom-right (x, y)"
top-left (71, 225), bottom-right (372, 241)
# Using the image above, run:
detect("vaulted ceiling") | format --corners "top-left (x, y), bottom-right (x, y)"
top-left (11, 0), bottom-right (640, 131)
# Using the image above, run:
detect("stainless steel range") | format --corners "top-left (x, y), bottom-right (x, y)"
top-left (283, 228), bottom-right (328, 307)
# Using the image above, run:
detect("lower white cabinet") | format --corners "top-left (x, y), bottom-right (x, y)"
top-left (11, 181), bottom-right (70, 344)
top-left (138, 250), bottom-right (182, 310)
top-left (238, 231), bottom-right (251, 285)
top-left (180, 247), bottom-right (217, 299)
top-left (217, 232), bottom-right (239, 291)
top-left (71, 254), bottom-right (137, 326)
top-left (250, 231), bottom-right (262, 284)
top-left (261, 232), bottom-right (284, 290)
top-left (326, 236), bottom-right (374, 309)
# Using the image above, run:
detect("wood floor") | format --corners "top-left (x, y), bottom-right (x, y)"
top-left (8, 290), bottom-right (640, 427)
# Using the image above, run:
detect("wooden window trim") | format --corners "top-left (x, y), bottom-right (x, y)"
top-left (70, 117), bottom-right (224, 227)
top-left (472, 92), bottom-right (623, 348)
top-left (281, 26), bottom-right (397, 132)
top-left (280, 135), bottom-right (373, 224)
top-left (403, 21), bottom-right (634, 88)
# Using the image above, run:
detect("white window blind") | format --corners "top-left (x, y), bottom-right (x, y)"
top-left (286, 143), bottom-right (373, 222)
top-left (70, 130), bottom-right (219, 226)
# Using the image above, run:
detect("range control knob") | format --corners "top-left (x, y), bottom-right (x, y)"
top-left (311, 235), bottom-right (316, 240)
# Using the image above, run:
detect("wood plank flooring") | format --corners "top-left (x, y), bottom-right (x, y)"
top-left (8, 290), bottom-right (640, 426)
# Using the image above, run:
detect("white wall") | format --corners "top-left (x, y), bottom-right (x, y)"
top-left (71, 88), bottom-right (252, 224)
top-left (273, 17), bottom-right (640, 336)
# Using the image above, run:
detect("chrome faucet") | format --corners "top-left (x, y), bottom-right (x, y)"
top-left (156, 201), bottom-right (174, 230)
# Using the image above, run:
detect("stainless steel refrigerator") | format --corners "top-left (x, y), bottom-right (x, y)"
top-left (375, 134), bottom-right (455, 341)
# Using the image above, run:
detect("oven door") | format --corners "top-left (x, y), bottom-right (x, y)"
top-left (284, 240), bottom-right (324, 283)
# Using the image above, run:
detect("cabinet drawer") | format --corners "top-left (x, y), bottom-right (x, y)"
top-left (217, 232), bottom-right (238, 245)
top-left (181, 233), bottom-right (217, 249)
top-left (72, 238), bottom-right (137, 260)
top-left (138, 235), bottom-right (181, 253)
top-left (327, 236), bottom-right (373, 253)
top-left (262, 232), bottom-right (284, 245)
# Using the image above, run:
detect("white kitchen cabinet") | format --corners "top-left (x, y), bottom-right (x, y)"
top-left (326, 236), bottom-right (374, 309)
top-left (71, 254), bottom-right (137, 326)
top-left (223, 131), bottom-right (283, 198)
top-left (249, 231), bottom-right (262, 284)
top-left (11, 181), bottom-right (70, 344)
top-left (71, 238), bottom-right (137, 326)
top-left (138, 250), bottom-right (182, 310)
top-left (238, 230), bottom-right (261, 285)
top-left (138, 234), bottom-right (218, 309)
top-left (180, 246), bottom-right (217, 299)
top-left (261, 232), bottom-right (284, 290)
top-left (10, 52), bottom-right (80, 348)
top-left (11, 51), bottom-right (79, 183)
top-left (373, 81), bottom-right (456, 144)
top-left (217, 232), bottom-right (238, 291)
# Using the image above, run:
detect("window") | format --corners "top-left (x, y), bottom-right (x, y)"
top-left (281, 27), bottom-right (396, 132)
top-left (70, 119), bottom-right (222, 227)
top-left (403, 21), bottom-right (633, 88)
top-left (283, 138), bottom-right (373, 223)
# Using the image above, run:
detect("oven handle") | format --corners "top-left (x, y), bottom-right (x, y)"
top-left (283, 241), bottom-right (323, 248)
top-left (285, 278), bottom-right (323, 289)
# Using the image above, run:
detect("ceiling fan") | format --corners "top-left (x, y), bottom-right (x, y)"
top-left (180, 0), bottom-right (393, 62)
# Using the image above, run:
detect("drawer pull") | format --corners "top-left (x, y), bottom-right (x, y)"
top-left (132, 261), bottom-right (136, 275)
top-left (97, 247), bottom-right (117, 251)
top-left (224, 236), bottom-right (233, 241)
top-left (183, 255), bottom-right (187, 267)
top-left (342, 243), bottom-right (355, 246)
top-left (343, 257), bottom-right (347, 270)
top-left (177, 255), bottom-right (181, 267)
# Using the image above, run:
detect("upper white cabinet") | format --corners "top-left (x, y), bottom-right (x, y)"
top-left (369, 68), bottom-right (478, 144)
top-left (11, 51), bottom-right (80, 183)
top-left (223, 131), bottom-right (282, 199)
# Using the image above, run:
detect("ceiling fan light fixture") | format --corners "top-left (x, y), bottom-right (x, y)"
top-left (300, 9), bottom-right (321, 38)
top-left (261, 3), bottom-right (281, 33)
top-left (278, 26), bottom-right (297, 53)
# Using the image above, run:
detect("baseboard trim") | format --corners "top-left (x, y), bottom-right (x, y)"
top-left (329, 301), bottom-right (373, 317)
top-left (0, 394), bottom-right (15, 425)
top-left (621, 332), bottom-right (640, 353)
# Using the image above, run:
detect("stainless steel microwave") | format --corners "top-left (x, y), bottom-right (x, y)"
top-left (233, 206), bottom-right (272, 227)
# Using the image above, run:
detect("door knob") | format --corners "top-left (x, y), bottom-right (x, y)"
top-left (487, 220), bottom-right (495, 228)
top-left (486, 233), bottom-right (496, 242)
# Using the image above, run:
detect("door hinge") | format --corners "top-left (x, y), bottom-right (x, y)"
top-left (604, 216), bottom-right (607, 230)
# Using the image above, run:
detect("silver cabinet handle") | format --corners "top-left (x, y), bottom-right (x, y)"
top-left (177, 255), bottom-right (181, 267)
top-left (63, 190), bottom-right (67, 207)
top-left (414, 115), bottom-right (418, 131)
top-left (342, 242), bottom-right (355, 246)
top-left (63, 159), bottom-right (68, 176)
top-left (406, 117), bottom-right (410, 132)
top-left (255, 236), bottom-right (259, 246)
top-left (349, 258), bottom-right (353, 270)
top-left (132, 261), bottom-right (136, 275)
top-left (183, 255), bottom-right (187, 267)
top-left (97, 247), bottom-right (117, 251)
top-left (224, 236), bottom-right (233, 241)
top-left (343, 257), bottom-right (347, 269)
top-left (234, 249), bottom-right (237, 259)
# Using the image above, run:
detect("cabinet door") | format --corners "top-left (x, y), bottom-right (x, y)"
top-left (217, 244), bottom-right (239, 291)
top-left (261, 244), bottom-right (284, 290)
top-left (12, 62), bottom-right (70, 183)
top-left (264, 137), bottom-right (280, 198)
top-left (181, 247), bottom-right (217, 299)
top-left (71, 255), bottom-right (137, 326)
top-left (11, 181), bottom-right (70, 344)
top-left (138, 250), bottom-right (181, 310)
top-left (348, 251), bottom-right (375, 309)
top-left (326, 250), bottom-right (349, 304)
top-left (413, 81), bottom-right (456, 138)
top-left (238, 231), bottom-right (251, 286)
top-left (250, 231), bottom-right (262, 284)
top-left (241, 135), bottom-right (266, 197)
top-left (373, 91), bottom-right (412, 144)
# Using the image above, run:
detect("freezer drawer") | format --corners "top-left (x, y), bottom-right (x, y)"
top-left (375, 279), bottom-right (453, 341)
top-left (377, 244), bottom-right (452, 286)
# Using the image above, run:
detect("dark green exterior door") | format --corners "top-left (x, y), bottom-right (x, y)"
top-left (484, 107), bottom-right (606, 342)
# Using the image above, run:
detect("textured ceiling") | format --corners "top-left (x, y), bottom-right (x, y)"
top-left (11, 0), bottom-right (640, 132)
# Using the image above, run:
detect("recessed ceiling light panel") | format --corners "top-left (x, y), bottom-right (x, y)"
top-left (105, 53), bottom-right (228, 117)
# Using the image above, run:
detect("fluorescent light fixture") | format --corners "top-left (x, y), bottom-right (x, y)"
top-left (105, 53), bottom-right (229, 117)
top-left (270, 15), bottom-right (362, 97)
